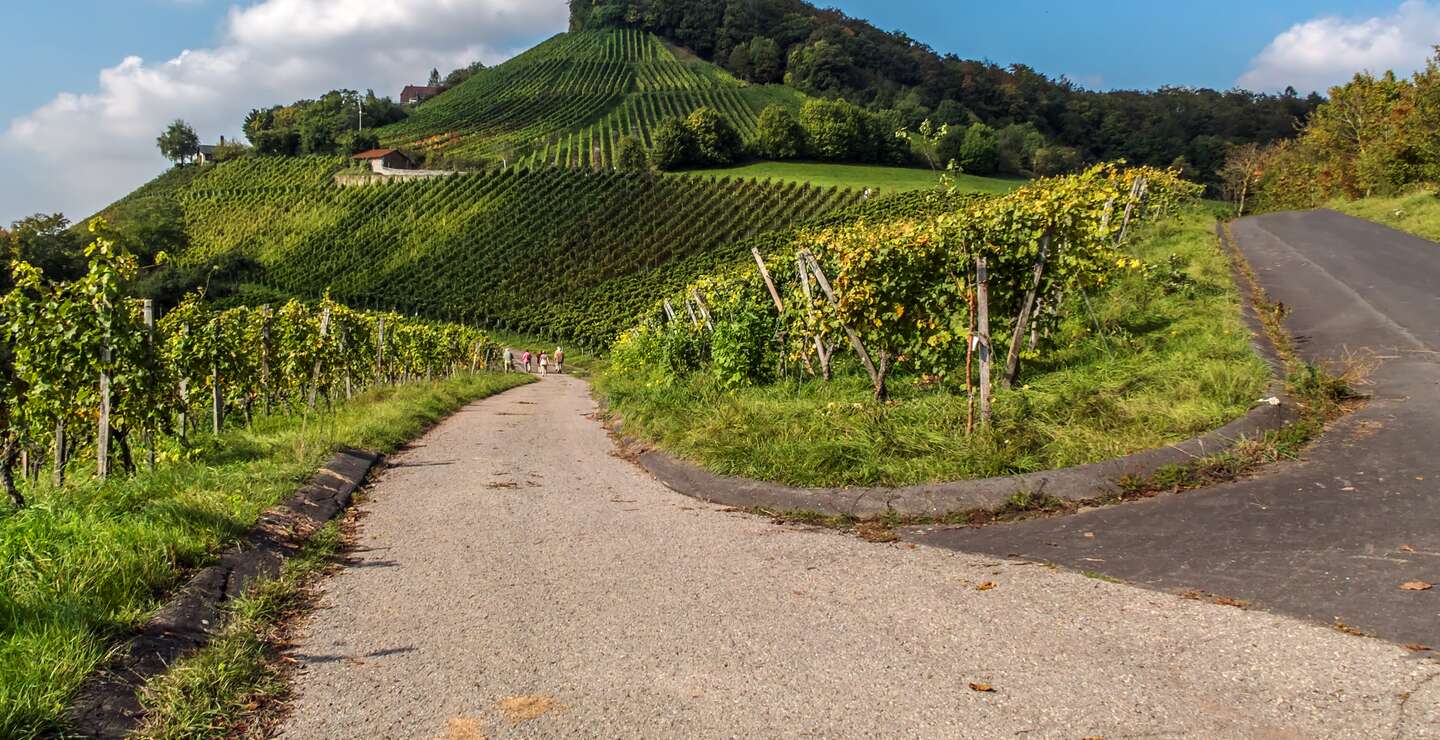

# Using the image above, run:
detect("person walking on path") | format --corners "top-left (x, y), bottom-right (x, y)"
top-left (522, 350), bottom-right (532, 373)
top-left (539, 352), bottom-right (549, 376)
top-left (503, 347), bottom-right (515, 373)
top-left (554, 347), bottom-right (565, 374)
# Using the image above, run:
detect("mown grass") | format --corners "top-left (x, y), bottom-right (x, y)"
top-left (0, 373), bottom-right (533, 737)
top-left (681, 161), bottom-right (1022, 195)
top-left (597, 206), bottom-right (1270, 487)
top-left (1329, 187), bottom-right (1440, 242)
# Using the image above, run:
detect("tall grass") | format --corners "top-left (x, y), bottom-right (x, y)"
top-left (1329, 188), bottom-right (1440, 243)
top-left (597, 207), bottom-right (1270, 487)
top-left (0, 373), bottom-right (532, 737)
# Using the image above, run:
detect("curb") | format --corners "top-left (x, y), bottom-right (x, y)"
top-left (632, 224), bottom-right (1297, 518)
top-left (64, 448), bottom-right (381, 740)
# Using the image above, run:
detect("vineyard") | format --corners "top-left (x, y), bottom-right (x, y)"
top-left (376, 29), bottom-right (799, 169)
top-left (0, 224), bottom-right (504, 506)
top-left (97, 157), bottom-right (869, 347)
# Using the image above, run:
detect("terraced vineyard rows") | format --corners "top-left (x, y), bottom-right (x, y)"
top-left (377, 29), bottom-right (802, 170)
top-left (156, 159), bottom-right (863, 346)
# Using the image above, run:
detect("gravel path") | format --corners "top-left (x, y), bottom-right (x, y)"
top-left (279, 374), bottom-right (1439, 739)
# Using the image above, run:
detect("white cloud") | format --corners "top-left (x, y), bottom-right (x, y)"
top-left (0, 0), bottom-right (568, 225)
top-left (1239, 0), bottom-right (1440, 93)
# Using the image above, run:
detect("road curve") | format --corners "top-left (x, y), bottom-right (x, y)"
top-left (909, 210), bottom-right (1440, 647)
top-left (277, 373), bottom-right (1435, 738)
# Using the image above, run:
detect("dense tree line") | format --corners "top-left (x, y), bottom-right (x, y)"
top-left (1228, 52), bottom-right (1440, 213)
top-left (243, 90), bottom-right (408, 156)
top-left (570, 0), bottom-right (1321, 186)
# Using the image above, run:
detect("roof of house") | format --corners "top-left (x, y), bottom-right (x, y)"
top-left (352, 148), bottom-right (407, 161)
top-left (198, 145), bottom-right (218, 155)
top-left (401, 85), bottom-right (442, 96)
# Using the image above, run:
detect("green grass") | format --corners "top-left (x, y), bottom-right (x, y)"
top-left (0, 372), bottom-right (533, 737)
top-left (682, 161), bottom-right (1022, 195)
top-left (1328, 188), bottom-right (1440, 242)
top-left (136, 522), bottom-right (344, 739)
top-left (597, 206), bottom-right (1270, 487)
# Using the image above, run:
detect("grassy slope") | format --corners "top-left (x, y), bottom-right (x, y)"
top-left (682, 162), bottom-right (1021, 195)
top-left (1329, 188), bottom-right (1440, 242)
top-left (597, 206), bottom-right (1269, 487)
top-left (0, 373), bottom-right (533, 737)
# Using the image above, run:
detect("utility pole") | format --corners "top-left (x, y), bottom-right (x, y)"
top-left (358, 98), bottom-right (364, 133)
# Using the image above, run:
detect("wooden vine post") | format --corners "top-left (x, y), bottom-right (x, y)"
top-left (308, 306), bottom-right (332, 411)
top-left (375, 317), bottom-right (386, 384)
top-left (97, 347), bottom-right (112, 479)
top-left (752, 248), bottom-right (792, 376)
top-left (1003, 231), bottom-right (1052, 389)
top-left (975, 255), bottom-right (993, 426)
top-left (662, 299), bottom-right (677, 324)
top-left (690, 290), bottom-right (714, 332)
top-left (796, 255), bottom-right (833, 381)
top-left (801, 250), bottom-right (884, 398)
top-left (965, 275), bottom-right (977, 435)
top-left (143, 300), bottom-right (157, 470)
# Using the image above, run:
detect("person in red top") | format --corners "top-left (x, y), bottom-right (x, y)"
top-left (521, 350), bottom-right (532, 373)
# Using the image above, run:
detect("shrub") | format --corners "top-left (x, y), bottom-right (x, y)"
top-left (755, 105), bottom-right (806, 160)
top-left (651, 117), bottom-right (696, 170)
top-left (615, 135), bottom-right (650, 172)
top-left (687, 107), bottom-right (743, 166)
top-left (710, 306), bottom-right (775, 388)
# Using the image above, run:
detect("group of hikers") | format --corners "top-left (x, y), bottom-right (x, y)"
top-left (502, 346), bottom-right (565, 375)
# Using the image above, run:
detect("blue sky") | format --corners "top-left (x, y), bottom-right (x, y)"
top-left (2, 0), bottom-right (1437, 224)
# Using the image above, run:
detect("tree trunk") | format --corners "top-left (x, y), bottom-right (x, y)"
top-left (1004, 233), bottom-right (1051, 389)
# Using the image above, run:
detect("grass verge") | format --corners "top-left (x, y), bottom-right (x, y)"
top-left (597, 205), bottom-right (1270, 487)
top-left (1328, 188), bottom-right (1440, 242)
top-left (680, 161), bottom-right (1022, 196)
top-left (0, 372), bottom-right (533, 737)
top-left (135, 521), bottom-right (345, 739)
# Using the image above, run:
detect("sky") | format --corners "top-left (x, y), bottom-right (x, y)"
top-left (3, 0), bottom-right (1439, 226)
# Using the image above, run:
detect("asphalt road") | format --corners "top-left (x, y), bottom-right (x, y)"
top-left (277, 374), bottom-right (1437, 738)
top-left (909, 210), bottom-right (1440, 648)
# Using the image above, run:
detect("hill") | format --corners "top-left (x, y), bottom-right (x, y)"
top-left (376, 28), bottom-right (804, 170)
top-left (571, 0), bottom-right (1321, 188)
top-left (99, 158), bottom-right (877, 347)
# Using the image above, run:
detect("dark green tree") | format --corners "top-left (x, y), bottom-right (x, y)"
top-left (755, 105), bottom-right (805, 159)
top-left (686, 107), bottom-right (743, 166)
top-left (651, 116), bottom-right (697, 170)
top-left (156, 120), bottom-right (200, 166)
top-left (615, 135), bottom-right (650, 172)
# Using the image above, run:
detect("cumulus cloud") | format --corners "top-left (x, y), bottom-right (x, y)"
top-left (1239, 0), bottom-right (1440, 93)
top-left (0, 0), bottom-right (568, 225)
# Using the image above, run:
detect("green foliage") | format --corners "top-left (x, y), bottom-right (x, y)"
top-left (651, 116), bottom-right (697, 169)
top-left (686, 106), bottom-right (744, 166)
top-left (614, 135), bottom-right (649, 172)
top-left (1244, 50), bottom-right (1440, 210)
top-left (661, 326), bottom-right (708, 376)
top-left (755, 105), bottom-right (805, 160)
top-left (956, 123), bottom-right (1000, 175)
top-left (798, 98), bottom-right (903, 164)
top-left (710, 303), bottom-right (775, 388)
top-left (4, 214), bottom-right (85, 282)
top-left (1032, 146), bottom-right (1084, 176)
top-left (244, 90), bottom-right (405, 157)
top-left (156, 120), bottom-right (200, 166)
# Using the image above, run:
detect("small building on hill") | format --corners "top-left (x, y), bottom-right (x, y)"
top-left (400, 85), bottom-right (442, 104)
top-left (353, 148), bottom-right (417, 173)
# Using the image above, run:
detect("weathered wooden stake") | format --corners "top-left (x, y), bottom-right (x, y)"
top-left (308, 307), bottom-right (332, 410)
top-left (98, 345), bottom-right (112, 479)
top-left (1003, 232), bottom-right (1051, 389)
top-left (662, 299), bottom-right (677, 324)
top-left (803, 251), bottom-right (884, 398)
top-left (752, 248), bottom-right (785, 314)
top-left (211, 363), bottom-right (224, 435)
top-left (690, 290), bottom-right (714, 332)
top-left (975, 256), bottom-right (993, 426)
top-left (683, 298), bottom-right (700, 329)
top-left (143, 300), bottom-right (157, 470)
top-left (796, 255), bottom-right (832, 381)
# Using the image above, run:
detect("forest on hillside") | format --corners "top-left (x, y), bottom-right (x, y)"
top-left (570, 0), bottom-right (1321, 188)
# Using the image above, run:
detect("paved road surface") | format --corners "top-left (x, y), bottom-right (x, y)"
top-left (910, 210), bottom-right (1440, 647)
top-left (279, 374), bottom-right (1438, 738)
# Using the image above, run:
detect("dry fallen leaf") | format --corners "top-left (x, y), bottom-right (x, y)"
top-left (1399, 582), bottom-right (1433, 591)
top-left (969, 682), bottom-right (996, 692)
top-left (1082, 532), bottom-right (1095, 538)
top-left (976, 581), bottom-right (997, 591)
top-left (498, 695), bottom-right (564, 724)
top-left (1399, 544), bottom-right (1417, 553)
top-left (1404, 644), bottom-right (1433, 652)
